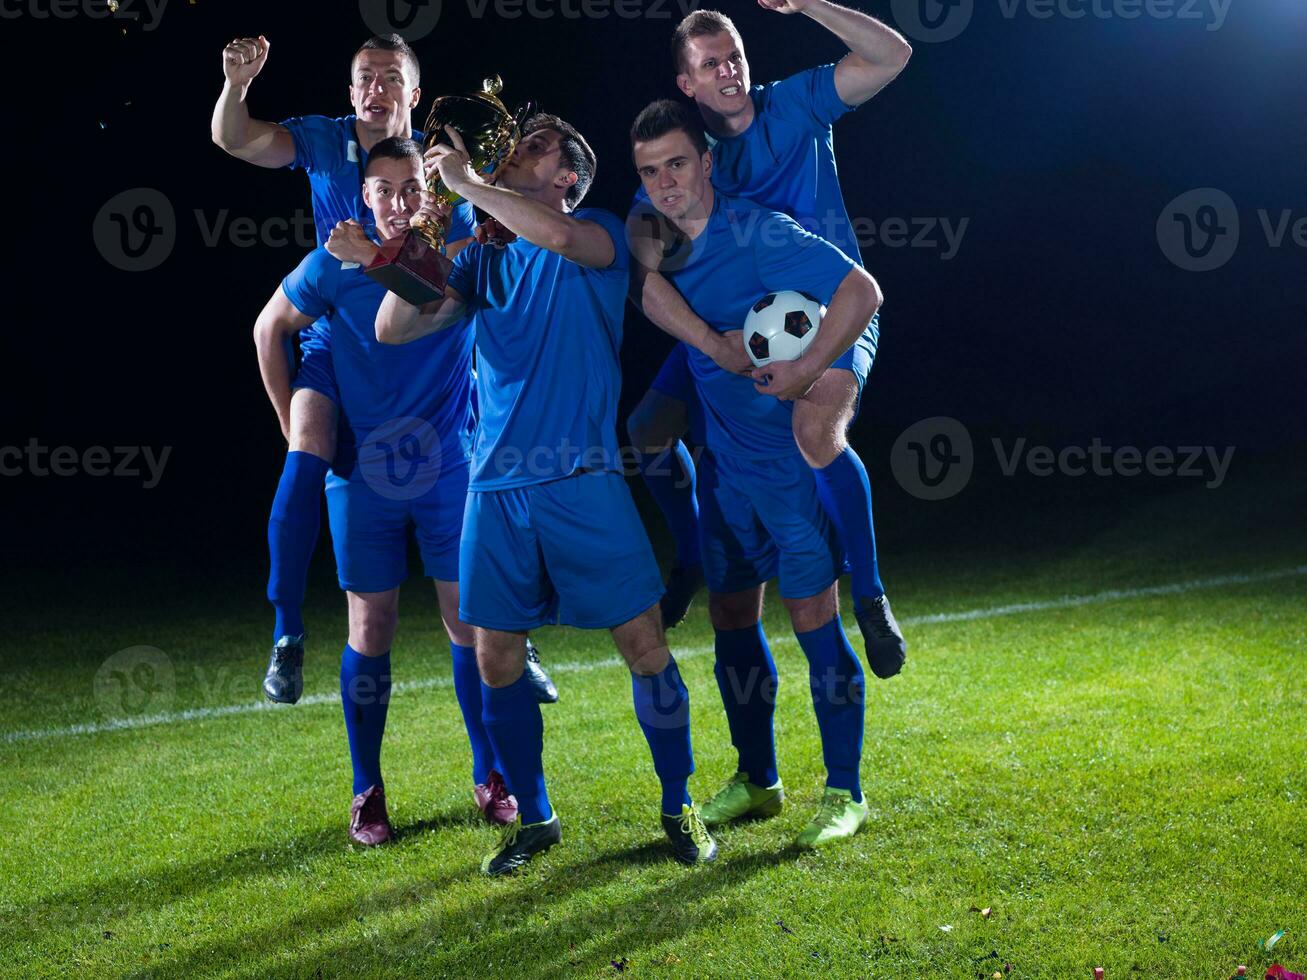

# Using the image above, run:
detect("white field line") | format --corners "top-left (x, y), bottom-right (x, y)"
top-left (4, 565), bottom-right (1304, 746)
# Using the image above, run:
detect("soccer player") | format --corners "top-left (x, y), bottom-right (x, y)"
top-left (627, 7), bottom-right (912, 679)
top-left (253, 137), bottom-right (521, 842)
top-left (376, 116), bottom-right (717, 874)
top-left (630, 99), bottom-right (883, 846)
top-left (211, 32), bottom-right (556, 705)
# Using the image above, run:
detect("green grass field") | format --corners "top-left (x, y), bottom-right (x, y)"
top-left (2, 462), bottom-right (1305, 979)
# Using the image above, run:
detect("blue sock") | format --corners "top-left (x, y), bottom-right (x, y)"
top-left (631, 656), bottom-right (695, 815)
top-left (795, 615), bottom-right (865, 802)
top-left (450, 644), bottom-right (497, 786)
top-left (712, 624), bottom-right (780, 788)
top-left (638, 441), bottom-right (701, 570)
top-left (812, 448), bottom-right (884, 602)
top-left (481, 672), bottom-right (552, 824)
top-left (267, 451), bottom-right (329, 641)
top-left (340, 644), bottom-right (391, 796)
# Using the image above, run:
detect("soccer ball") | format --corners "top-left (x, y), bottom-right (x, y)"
top-left (743, 290), bottom-right (824, 368)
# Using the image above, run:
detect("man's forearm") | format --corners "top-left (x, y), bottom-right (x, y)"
top-left (212, 81), bottom-right (253, 150)
top-left (805, 0), bottom-right (911, 67)
top-left (454, 180), bottom-right (578, 256)
top-left (637, 268), bottom-right (722, 358)
top-left (376, 290), bottom-right (466, 344)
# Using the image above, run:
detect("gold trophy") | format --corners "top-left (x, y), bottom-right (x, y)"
top-left (366, 75), bottom-right (531, 305)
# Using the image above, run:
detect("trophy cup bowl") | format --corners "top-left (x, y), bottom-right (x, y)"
top-left (366, 75), bottom-right (530, 306)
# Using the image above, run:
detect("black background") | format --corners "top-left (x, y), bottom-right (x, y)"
top-left (1, 0), bottom-right (1304, 581)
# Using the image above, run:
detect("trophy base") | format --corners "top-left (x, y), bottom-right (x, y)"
top-left (365, 231), bottom-right (453, 307)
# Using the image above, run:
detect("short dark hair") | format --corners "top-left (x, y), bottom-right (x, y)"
top-left (352, 34), bottom-right (420, 88)
top-left (629, 99), bottom-right (709, 158)
top-left (522, 112), bottom-right (597, 210)
top-left (364, 136), bottom-right (423, 176)
top-left (671, 9), bottom-right (741, 75)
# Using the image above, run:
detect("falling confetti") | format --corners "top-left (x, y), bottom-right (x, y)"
top-left (1266, 966), bottom-right (1305, 980)
top-left (939, 924), bottom-right (953, 933)
top-left (1262, 931), bottom-right (1288, 952)
top-left (107, 0), bottom-right (118, 9)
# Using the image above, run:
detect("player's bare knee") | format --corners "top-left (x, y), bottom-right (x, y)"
top-left (289, 388), bottom-right (337, 460)
top-left (475, 628), bottom-right (528, 687)
top-left (784, 585), bottom-right (838, 635)
top-left (709, 588), bottom-right (764, 631)
top-left (613, 605), bottom-right (669, 675)
top-left (347, 593), bottom-right (398, 656)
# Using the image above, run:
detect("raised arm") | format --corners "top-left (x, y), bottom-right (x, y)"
top-left (759, 0), bottom-right (912, 106)
top-left (426, 129), bottom-right (614, 268)
top-left (253, 287), bottom-right (316, 439)
top-left (211, 36), bottom-right (296, 168)
top-left (753, 266), bottom-right (882, 400)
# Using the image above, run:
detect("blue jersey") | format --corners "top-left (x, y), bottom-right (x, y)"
top-left (650, 193), bottom-right (856, 461)
top-left (281, 114), bottom-right (474, 245)
top-left (281, 246), bottom-right (475, 475)
top-left (446, 208), bottom-right (630, 491)
top-left (707, 65), bottom-right (861, 267)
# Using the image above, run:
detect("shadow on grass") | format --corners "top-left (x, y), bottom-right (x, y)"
top-left (132, 826), bottom-right (793, 978)
top-left (5, 804), bottom-right (482, 945)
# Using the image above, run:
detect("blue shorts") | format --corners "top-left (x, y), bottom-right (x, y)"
top-left (832, 312), bottom-right (879, 398)
top-left (291, 320), bottom-right (340, 406)
top-left (325, 456), bottom-right (468, 593)
top-left (697, 450), bottom-right (843, 600)
top-left (459, 471), bottom-right (665, 632)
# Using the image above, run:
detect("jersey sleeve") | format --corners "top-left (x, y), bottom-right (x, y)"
top-left (767, 64), bottom-right (855, 133)
top-left (280, 248), bottom-right (336, 320)
top-left (574, 208), bottom-right (629, 274)
top-left (750, 210), bottom-right (856, 305)
top-left (279, 115), bottom-right (345, 174)
top-left (446, 244), bottom-right (480, 306)
top-left (448, 201), bottom-right (476, 243)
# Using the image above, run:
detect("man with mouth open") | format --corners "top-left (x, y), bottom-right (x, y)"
top-left (211, 33), bottom-right (556, 715)
top-left (251, 138), bottom-right (524, 845)
top-left (625, 6), bottom-right (914, 683)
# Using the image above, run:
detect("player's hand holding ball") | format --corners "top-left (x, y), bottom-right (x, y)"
top-left (326, 220), bottom-right (379, 267)
top-left (745, 289), bottom-right (825, 399)
top-left (222, 36), bottom-right (270, 88)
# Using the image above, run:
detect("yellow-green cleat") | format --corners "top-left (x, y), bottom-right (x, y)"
top-left (699, 772), bottom-right (784, 827)
top-left (795, 788), bottom-right (868, 849)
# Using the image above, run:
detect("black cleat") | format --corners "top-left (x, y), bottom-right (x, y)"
top-left (482, 813), bottom-right (562, 876)
top-left (660, 563), bottom-right (705, 630)
top-left (661, 804), bottom-right (718, 865)
top-left (855, 595), bottom-right (906, 679)
top-left (263, 634), bottom-right (305, 704)
top-left (525, 639), bottom-right (558, 704)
